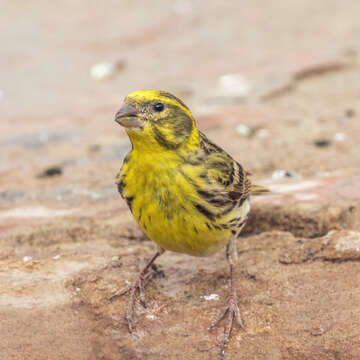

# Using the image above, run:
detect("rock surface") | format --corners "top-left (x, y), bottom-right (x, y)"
top-left (2, 1), bottom-right (360, 359)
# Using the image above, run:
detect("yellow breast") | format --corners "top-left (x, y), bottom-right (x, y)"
top-left (118, 150), bottom-right (250, 257)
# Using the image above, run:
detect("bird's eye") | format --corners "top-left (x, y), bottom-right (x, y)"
top-left (153, 102), bottom-right (164, 112)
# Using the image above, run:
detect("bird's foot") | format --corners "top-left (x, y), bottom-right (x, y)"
top-left (210, 292), bottom-right (244, 355)
top-left (110, 271), bottom-right (153, 332)
top-left (109, 249), bottom-right (164, 333)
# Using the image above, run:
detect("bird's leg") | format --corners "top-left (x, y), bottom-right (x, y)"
top-left (110, 247), bottom-right (165, 332)
top-left (210, 237), bottom-right (243, 353)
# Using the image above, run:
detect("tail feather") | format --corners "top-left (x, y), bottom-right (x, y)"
top-left (249, 184), bottom-right (270, 195)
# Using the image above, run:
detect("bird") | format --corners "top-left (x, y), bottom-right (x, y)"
top-left (112, 89), bottom-right (268, 351)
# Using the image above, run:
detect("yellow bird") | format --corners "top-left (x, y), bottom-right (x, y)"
top-left (113, 90), bottom-right (268, 350)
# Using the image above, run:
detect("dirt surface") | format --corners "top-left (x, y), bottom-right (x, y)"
top-left (1, 1), bottom-right (360, 359)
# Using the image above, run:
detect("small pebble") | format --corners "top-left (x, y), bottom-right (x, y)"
top-left (313, 139), bottom-right (331, 148)
top-left (310, 327), bottom-right (324, 336)
top-left (37, 166), bottom-right (63, 178)
top-left (236, 124), bottom-right (252, 136)
top-left (333, 132), bottom-right (346, 142)
top-left (52, 255), bottom-right (61, 260)
top-left (217, 73), bottom-right (250, 99)
top-left (90, 62), bottom-right (121, 80)
top-left (76, 287), bottom-right (81, 292)
top-left (236, 124), bottom-right (269, 138)
top-left (23, 256), bottom-right (32, 262)
top-left (202, 293), bottom-right (219, 301)
top-left (272, 170), bottom-right (300, 180)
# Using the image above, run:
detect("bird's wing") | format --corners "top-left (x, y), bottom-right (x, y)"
top-left (194, 131), bottom-right (251, 206)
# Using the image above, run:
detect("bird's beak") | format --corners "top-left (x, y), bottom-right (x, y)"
top-left (115, 103), bottom-right (143, 128)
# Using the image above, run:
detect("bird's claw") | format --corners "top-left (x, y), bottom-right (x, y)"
top-left (210, 293), bottom-right (244, 353)
top-left (110, 271), bottom-right (154, 332)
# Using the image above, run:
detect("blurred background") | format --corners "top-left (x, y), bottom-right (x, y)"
top-left (1, 1), bottom-right (360, 359)
top-left (1, 0), bottom-right (360, 207)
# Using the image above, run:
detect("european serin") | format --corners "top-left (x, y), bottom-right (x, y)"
top-left (112, 90), bottom-right (268, 351)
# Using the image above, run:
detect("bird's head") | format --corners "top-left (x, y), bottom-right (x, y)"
top-left (115, 90), bottom-right (199, 151)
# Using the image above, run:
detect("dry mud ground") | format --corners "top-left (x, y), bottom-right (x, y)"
top-left (1, 1), bottom-right (360, 359)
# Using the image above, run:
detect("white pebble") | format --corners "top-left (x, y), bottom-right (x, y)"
top-left (202, 293), bottom-right (219, 301)
top-left (146, 314), bottom-right (156, 320)
top-left (76, 287), bottom-right (81, 292)
top-left (52, 255), bottom-right (61, 260)
top-left (236, 124), bottom-right (252, 136)
top-left (90, 62), bottom-right (116, 80)
top-left (23, 256), bottom-right (32, 262)
top-left (333, 132), bottom-right (346, 142)
top-left (272, 170), bottom-right (300, 180)
top-left (272, 170), bottom-right (287, 180)
top-left (217, 73), bottom-right (250, 98)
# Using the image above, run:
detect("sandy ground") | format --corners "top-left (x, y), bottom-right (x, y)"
top-left (1, 1), bottom-right (360, 359)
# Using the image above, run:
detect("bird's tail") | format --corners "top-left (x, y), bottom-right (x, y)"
top-left (249, 184), bottom-right (270, 195)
